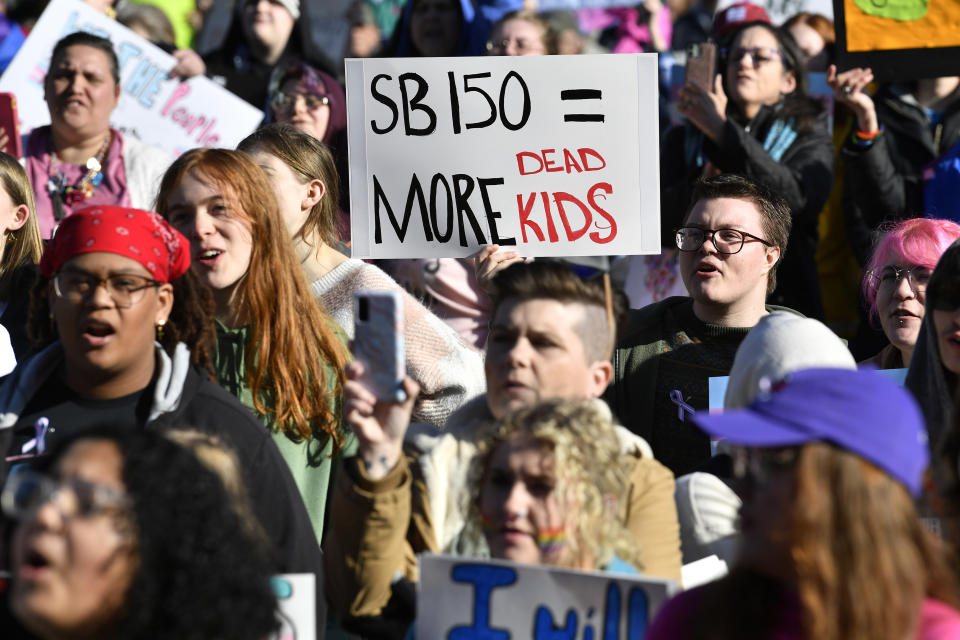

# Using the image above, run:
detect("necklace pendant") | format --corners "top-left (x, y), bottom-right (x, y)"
top-left (86, 156), bottom-right (101, 172)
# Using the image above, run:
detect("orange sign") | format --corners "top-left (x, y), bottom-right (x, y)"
top-left (845, 0), bottom-right (960, 51)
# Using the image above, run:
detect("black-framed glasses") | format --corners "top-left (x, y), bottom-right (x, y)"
top-left (1, 469), bottom-right (131, 522)
top-left (675, 227), bottom-right (773, 254)
top-left (732, 446), bottom-right (801, 484)
top-left (723, 46), bottom-right (783, 69)
top-left (53, 271), bottom-right (160, 308)
top-left (866, 264), bottom-right (932, 295)
top-left (271, 91), bottom-right (330, 113)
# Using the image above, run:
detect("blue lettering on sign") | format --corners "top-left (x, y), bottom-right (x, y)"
top-left (533, 608), bottom-right (577, 638)
top-left (524, 580), bottom-right (651, 640)
top-left (116, 42), bottom-right (142, 75)
top-left (448, 564), bottom-right (516, 640)
top-left (446, 563), bottom-right (652, 640)
top-left (59, 12), bottom-right (109, 40)
top-left (626, 587), bottom-right (648, 640)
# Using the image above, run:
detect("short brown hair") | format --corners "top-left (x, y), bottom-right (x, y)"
top-left (491, 261), bottom-right (627, 362)
top-left (684, 174), bottom-right (792, 293)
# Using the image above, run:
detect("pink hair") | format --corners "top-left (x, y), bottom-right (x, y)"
top-left (863, 218), bottom-right (960, 322)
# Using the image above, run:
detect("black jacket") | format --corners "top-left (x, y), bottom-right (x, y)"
top-left (842, 84), bottom-right (960, 265)
top-left (661, 105), bottom-right (835, 319)
top-left (0, 343), bottom-right (327, 635)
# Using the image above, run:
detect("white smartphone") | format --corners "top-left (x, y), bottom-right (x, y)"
top-left (353, 290), bottom-right (406, 402)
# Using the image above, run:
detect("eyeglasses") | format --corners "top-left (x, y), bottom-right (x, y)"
top-left (866, 264), bottom-right (932, 295)
top-left (675, 227), bottom-right (773, 254)
top-left (271, 91), bottom-right (330, 113)
top-left (732, 446), bottom-right (801, 484)
top-left (486, 38), bottom-right (545, 56)
top-left (53, 271), bottom-right (160, 308)
top-left (1, 469), bottom-right (130, 522)
top-left (724, 46), bottom-right (783, 69)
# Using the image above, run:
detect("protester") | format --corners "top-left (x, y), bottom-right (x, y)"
top-left (155, 148), bottom-right (351, 544)
top-left (325, 260), bottom-right (682, 625)
top-left (827, 68), bottom-right (960, 265)
top-left (907, 240), bottom-right (960, 459)
top-left (263, 63), bottom-right (350, 234)
top-left (485, 9), bottom-right (557, 55)
top-left (608, 174), bottom-right (795, 475)
top-left (116, 3), bottom-right (177, 51)
top-left (327, 397), bottom-right (646, 634)
top-left (0, 206), bottom-right (325, 626)
top-left (174, 0), bottom-right (336, 110)
top-left (861, 219), bottom-right (960, 369)
top-left (0, 153), bottom-right (44, 367)
top-left (663, 20), bottom-right (834, 318)
top-left (782, 12), bottom-right (834, 73)
top-left (675, 311), bottom-right (854, 566)
top-left (648, 368), bottom-right (960, 640)
top-left (3, 427), bottom-right (279, 640)
top-left (670, 0), bottom-right (718, 50)
top-left (382, 0), bottom-right (487, 57)
top-left (238, 124), bottom-right (485, 430)
top-left (347, 0), bottom-right (383, 57)
top-left (21, 32), bottom-right (171, 238)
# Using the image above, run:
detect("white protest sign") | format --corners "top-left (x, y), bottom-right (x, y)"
top-left (416, 554), bottom-right (679, 639)
top-left (270, 573), bottom-right (316, 640)
top-left (346, 54), bottom-right (660, 259)
top-left (0, 0), bottom-right (263, 156)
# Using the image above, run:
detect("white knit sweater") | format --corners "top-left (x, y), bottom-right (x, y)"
top-left (311, 259), bottom-right (486, 429)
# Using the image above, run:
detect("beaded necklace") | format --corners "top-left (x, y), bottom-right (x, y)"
top-left (47, 131), bottom-right (111, 222)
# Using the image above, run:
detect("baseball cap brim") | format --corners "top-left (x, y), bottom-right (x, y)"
top-left (693, 408), bottom-right (818, 449)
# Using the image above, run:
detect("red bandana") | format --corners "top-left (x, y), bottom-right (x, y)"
top-left (39, 205), bottom-right (191, 283)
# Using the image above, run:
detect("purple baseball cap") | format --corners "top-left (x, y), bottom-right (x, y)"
top-left (692, 368), bottom-right (929, 495)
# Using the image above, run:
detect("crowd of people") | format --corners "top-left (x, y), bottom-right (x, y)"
top-left (0, 0), bottom-right (958, 639)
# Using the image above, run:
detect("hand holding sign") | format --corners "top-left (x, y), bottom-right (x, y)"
top-left (343, 361), bottom-right (420, 480)
top-left (473, 244), bottom-right (526, 294)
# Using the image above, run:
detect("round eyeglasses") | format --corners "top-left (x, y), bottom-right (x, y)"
top-left (271, 91), bottom-right (330, 113)
top-left (675, 227), bottom-right (773, 254)
top-left (2, 469), bottom-right (130, 522)
top-left (53, 271), bottom-right (161, 308)
top-left (723, 46), bottom-right (784, 69)
top-left (866, 264), bottom-right (932, 295)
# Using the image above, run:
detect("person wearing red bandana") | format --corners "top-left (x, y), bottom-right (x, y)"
top-left (0, 205), bottom-right (328, 635)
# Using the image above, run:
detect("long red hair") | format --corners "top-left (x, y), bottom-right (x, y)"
top-left (156, 149), bottom-right (348, 450)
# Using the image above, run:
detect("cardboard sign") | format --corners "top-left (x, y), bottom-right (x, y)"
top-left (346, 54), bottom-right (661, 259)
top-left (416, 554), bottom-right (679, 639)
top-left (0, 0), bottom-right (263, 155)
top-left (271, 573), bottom-right (316, 640)
top-left (833, 0), bottom-right (960, 80)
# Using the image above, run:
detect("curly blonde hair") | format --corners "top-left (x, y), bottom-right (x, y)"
top-left (468, 399), bottom-right (643, 571)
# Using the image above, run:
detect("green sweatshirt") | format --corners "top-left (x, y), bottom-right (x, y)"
top-left (214, 321), bottom-right (354, 546)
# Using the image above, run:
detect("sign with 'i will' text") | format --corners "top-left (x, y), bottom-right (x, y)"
top-left (345, 54), bottom-right (661, 259)
top-left (416, 554), bottom-right (678, 640)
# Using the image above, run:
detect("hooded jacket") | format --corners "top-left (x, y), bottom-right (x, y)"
top-left (0, 342), bottom-right (327, 630)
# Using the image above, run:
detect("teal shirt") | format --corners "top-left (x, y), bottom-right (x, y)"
top-left (214, 321), bottom-right (354, 545)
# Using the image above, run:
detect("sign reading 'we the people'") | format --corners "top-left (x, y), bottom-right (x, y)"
top-left (0, 0), bottom-right (263, 156)
top-left (345, 54), bottom-right (661, 259)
